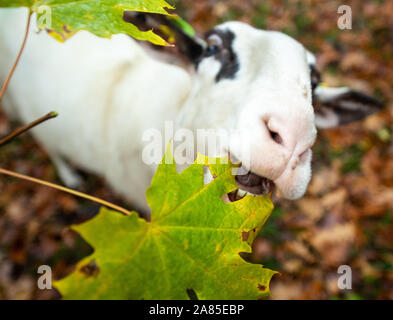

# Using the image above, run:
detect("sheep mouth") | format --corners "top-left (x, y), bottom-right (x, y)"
top-left (228, 171), bottom-right (275, 202)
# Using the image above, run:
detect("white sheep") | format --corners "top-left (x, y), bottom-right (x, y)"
top-left (0, 8), bottom-right (383, 213)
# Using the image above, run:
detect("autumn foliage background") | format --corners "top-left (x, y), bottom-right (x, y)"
top-left (0, 0), bottom-right (392, 299)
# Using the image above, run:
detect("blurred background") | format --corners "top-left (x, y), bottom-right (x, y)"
top-left (0, 0), bottom-right (392, 299)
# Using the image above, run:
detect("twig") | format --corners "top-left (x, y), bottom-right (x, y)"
top-left (0, 11), bottom-right (32, 101)
top-left (0, 168), bottom-right (132, 216)
top-left (0, 111), bottom-right (58, 147)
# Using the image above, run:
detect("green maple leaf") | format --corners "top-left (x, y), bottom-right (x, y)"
top-left (55, 149), bottom-right (276, 300)
top-left (0, 0), bottom-right (174, 45)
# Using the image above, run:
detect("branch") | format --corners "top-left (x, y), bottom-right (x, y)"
top-left (0, 111), bottom-right (58, 147)
top-left (0, 11), bottom-right (32, 101)
top-left (0, 168), bottom-right (132, 216)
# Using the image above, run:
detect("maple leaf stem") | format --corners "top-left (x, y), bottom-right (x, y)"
top-left (0, 168), bottom-right (132, 216)
top-left (0, 111), bottom-right (58, 147)
top-left (0, 10), bottom-right (32, 101)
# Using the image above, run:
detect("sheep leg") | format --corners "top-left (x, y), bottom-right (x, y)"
top-left (50, 153), bottom-right (83, 189)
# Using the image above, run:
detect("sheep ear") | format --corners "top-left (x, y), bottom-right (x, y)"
top-left (313, 86), bottom-right (384, 129)
top-left (123, 11), bottom-right (205, 62)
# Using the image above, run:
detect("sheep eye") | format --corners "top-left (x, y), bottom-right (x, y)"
top-left (207, 44), bottom-right (219, 55)
top-left (206, 34), bottom-right (223, 56)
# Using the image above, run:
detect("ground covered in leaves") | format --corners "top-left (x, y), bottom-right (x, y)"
top-left (1, 0), bottom-right (392, 299)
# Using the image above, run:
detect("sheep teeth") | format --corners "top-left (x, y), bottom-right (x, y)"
top-left (227, 189), bottom-right (259, 202)
top-left (237, 189), bottom-right (248, 198)
top-left (237, 189), bottom-right (259, 199)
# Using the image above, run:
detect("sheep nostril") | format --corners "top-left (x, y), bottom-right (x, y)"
top-left (264, 118), bottom-right (283, 145)
top-left (269, 130), bottom-right (283, 145)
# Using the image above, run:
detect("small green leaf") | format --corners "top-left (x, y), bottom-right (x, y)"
top-left (0, 0), bottom-right (174, 45)
top-left (55, 148), bottom-right (276, 300)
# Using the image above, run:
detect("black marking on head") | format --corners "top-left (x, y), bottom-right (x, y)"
top-left (199, 29), bottom-right (240, 82)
